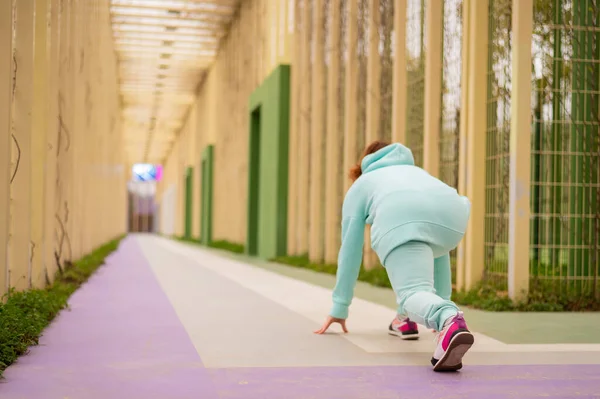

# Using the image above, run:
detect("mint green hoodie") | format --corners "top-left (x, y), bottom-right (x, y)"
top-left (330, 143), bottom-right (471, 319)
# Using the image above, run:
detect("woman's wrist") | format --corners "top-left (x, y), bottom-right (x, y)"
top-left (330, 303), bottom-right (349, 320)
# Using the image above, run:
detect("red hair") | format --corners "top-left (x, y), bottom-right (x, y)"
top-left (349, 140), bottom-right (390, 181)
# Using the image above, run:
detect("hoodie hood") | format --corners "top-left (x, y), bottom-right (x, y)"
top-left (361, 143), bottom-right (415, 174)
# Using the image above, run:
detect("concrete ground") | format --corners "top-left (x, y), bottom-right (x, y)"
top-left (1, 235), bottom-right (599, 399)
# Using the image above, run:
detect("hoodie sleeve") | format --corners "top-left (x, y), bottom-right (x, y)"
top-left (330, 187), bottom-right (366, 319)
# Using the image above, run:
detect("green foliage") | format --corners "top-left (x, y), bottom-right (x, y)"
top-left (175, 235), bottom-right (245, 254)
top-left (0, 236), bottom-right (124, 377)
top-left (173, 235), bottom-right (201, 244)
top-left (453, 278), bottom-right (600, 312)
top-left (208, 240), bottom-right (245, 254)
top-left (272, 255), bottom-right (600, 312)
top-left (271, 255), bottom-right (392, 289)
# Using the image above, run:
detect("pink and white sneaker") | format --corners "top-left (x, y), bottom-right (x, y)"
top-left (388, 316), bottom-right (419, 340)
top-left (431, 311), bottom-right (474, 371)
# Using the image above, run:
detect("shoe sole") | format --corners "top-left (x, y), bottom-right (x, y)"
top-left (388, 330), bottom-right (420, 340)
top-left (432, 331), bottom-right (474, 372)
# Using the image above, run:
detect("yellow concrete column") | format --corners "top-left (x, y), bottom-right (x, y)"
top-left (10, 0), bottom-right (36, 291)
top-left (309, 0), bottom-right (325, 262)
top-left (456, 0), bottom-right (470, 291)
top-left (175, 142), bottom-right (184, 236)
top-left (296, 2), bottom-right (311, 255)
top-left (343, 0), bottom-right (359, 194)
top-left (366, 0), bottom-right (381, 144)
top-left (287, 0), bottom-right (300, 255)
top-left (44, 0), bottom-right (62, 283)
top-left (30, 0), bottom-right (50, 288)
top-left (277, 0), bottom-right (292, 64)
top-left (464, 0), bottom-right (488, 290)
top-left (56, 0), bottom-right (73, 266)
top-left (70, 0), bottom-right (83, 259)
top-left (0, 0), bottom-right (15, 297)
top-left (189, 106), bottom-right (201, 240)
top-left (392, 0), bottom-right (407, 144)
top-left (324, 0), bottom-right (342, 264)
top-left (423, 0), bottom-right (443, 177)
top-left (364, 0), bottom-right (382, 269)
top-left (508, 0), bottom-right (533, 301)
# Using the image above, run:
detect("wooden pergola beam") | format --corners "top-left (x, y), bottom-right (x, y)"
top-left (112, 17), bottom-right (223, 29)
top-left (110, 4), bottom-right (236, 18)
top-left (114, 27), bottom-right (225, 38)
top-left (115, 40), bottom-right (219, 49)
top-left (114, 32), bottom-right (222, 43)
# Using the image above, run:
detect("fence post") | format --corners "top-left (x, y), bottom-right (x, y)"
top-left (363, 0), bottom-right (381, 269)
top-left (287, 0), bottom-right (300, 256)
top-left (423, 0), bottom-right (443, 177)
top-left (392, 0), bottom-right (407, 145)
top-left (31, 0), bottom-right (50, 288)
top-left (324, 0), bottom-right (342, 264)
top-left (343, 0), bottom-right (359, 195)
top-left (508, 0), bottom-right (533, 301)
top-left (0, 0), bottom-right (14, 297)
top-left (11, 0), bottom-right (36, 291)
top-left (366, 0), bottom-right (381, 146)
top-left (296, 0), bottom-right (311, 255)
top-left (464, 0), bottom-right (488, 290)
top-left (309, 0), bottom-right (325, 262)
top-left (456, 0), bottom-right (471, 291)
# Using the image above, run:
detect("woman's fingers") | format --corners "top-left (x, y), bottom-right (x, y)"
top-left (314, 319), bottom-right (332, 334)
top-left (340, 320), bottom-right (349, 333)
top-left (314, 317), bottom-right (348, 334)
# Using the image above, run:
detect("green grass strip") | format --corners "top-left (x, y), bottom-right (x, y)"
top-left (0, 235), bottom-right (125, 377)
top-left (174, 236), bottom-right (245, 254)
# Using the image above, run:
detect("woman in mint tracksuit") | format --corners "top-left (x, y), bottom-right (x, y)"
top-left (315, 141), bottom-right (474, 372)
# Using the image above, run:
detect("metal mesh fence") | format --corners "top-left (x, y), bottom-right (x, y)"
top-left (405, 0), bottom-right (425, 167)
top-left (379, 0), bottom-right (394, 142)
top-left (484, 0), bottom-right (512, 284)
top-left (531, 0), bottom-right (600, 296)
top-left (441, 0), bottom-right (463, 280)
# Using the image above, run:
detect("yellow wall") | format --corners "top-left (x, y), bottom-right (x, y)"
top-left (0, 0), bottom-right (127, 296)
top-left (159, 0), bottom-right (288, 243)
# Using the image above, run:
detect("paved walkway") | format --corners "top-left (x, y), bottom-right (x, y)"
top-left (1, 235), bottom-right (599, 398)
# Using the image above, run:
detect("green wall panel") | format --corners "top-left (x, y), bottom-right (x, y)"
top-left (184, 167), bottom-right (193, 239)
top-left (200, 145), bottom-right (214, 245)
top-left (246, 64), bottom-right (290, 259)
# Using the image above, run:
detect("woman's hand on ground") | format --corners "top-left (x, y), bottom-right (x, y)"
top-left (314, 316), bottom-right (348, 334)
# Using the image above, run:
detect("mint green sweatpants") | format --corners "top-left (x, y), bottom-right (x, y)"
top-left (383, 241), bottom-right (459, 331)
